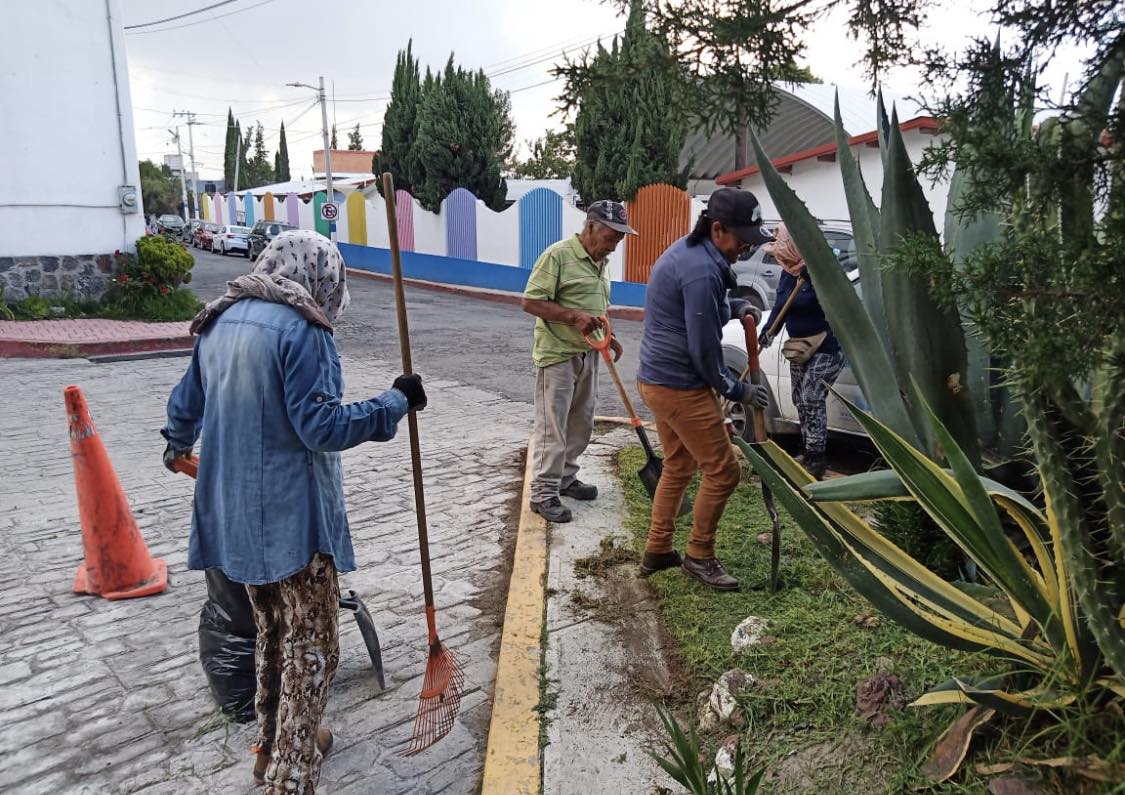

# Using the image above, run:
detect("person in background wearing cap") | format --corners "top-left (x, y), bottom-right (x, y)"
top-left (635, 188), bottom-right (771, 591)
top-left (521, 200), bottom-right (636, 523)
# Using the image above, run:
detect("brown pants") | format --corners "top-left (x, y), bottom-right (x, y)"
top-left (247, 553), bottom-right (340, 795)
top-left (638, 382), bottom-right (742, 560)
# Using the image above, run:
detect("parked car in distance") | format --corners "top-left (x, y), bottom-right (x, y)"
top-left (194, 223), bottom-right (219, 251)
top-left (212, 225), bottom-right (251, 256)
top-left (721, 267), bottom-right (867, 443)
top-left (182, 219), bottom-right (202, 244)
top-left (248, 221), bottom-right (296, 260)
top-left (157, 214), bottom-right (185, 236)
top-left (731, 220), bottom-right (856, 309)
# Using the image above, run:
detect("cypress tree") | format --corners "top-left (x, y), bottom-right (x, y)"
top-left (274, 122), bottom-right (290, 182)
top-left (556, 0), bottom-right (690, 202)
top-left (330, 123), bottom-right (338, 150)
top-left (375, 40), bottom-right (423, 193)
top-left (223, 108), bottom-right (238, 188)
top-left (412, 58), bottom-right (513, 211)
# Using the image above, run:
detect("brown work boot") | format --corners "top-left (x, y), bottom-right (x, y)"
top-left (639, 550), bottom-right (682, 577)
top-left (681, 555), bottom-right (740, 591)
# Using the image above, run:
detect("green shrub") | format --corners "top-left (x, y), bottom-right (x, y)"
top-left (12, 295), bottom-right (53, 320)
top-left (870, 501), bottom-right (963, 581)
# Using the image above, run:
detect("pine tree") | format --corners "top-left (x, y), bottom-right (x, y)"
top-left (223, 108), bottom-right (238, 189)
top-left (239, 125), bottom-right (251, 188)
top-left (274, 122), bottom-right (290, 182)
top-left (330, 123), bottom-right (338, 150)
top-left (555, 0), bottom-right (690, 203)
top-left (375, 40), bottom-right (424, 192)
top-left (347, 123), bottom-right (364, 150)
top-left (412, 57), bottom-right (514, 211)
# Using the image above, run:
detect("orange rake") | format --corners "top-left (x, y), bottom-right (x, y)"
top-left (382, 172), bottom-right (465, 755)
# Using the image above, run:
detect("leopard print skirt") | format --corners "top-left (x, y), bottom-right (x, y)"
top-left (247, 553), bottom-right (340, 794)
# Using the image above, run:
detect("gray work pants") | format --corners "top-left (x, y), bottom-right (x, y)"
top-left (531, 350), bottom-right (599, 502)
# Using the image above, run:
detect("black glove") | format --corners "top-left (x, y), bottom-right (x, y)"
top-left (742, 383), bottom-right (770, 409)
top-left (392, 374), bottom-right (427, 411)
top-left (163, 442), bottom-right (191, 473)
top-left (757, 328), bottom-right (774, 350)
top-left (734, 303), bottom-right (762, 325)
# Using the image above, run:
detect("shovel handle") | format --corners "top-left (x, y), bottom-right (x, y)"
top-left (172, 455), bottom-right (199, 479)
top-left (584, 317), bottom-right (642, 429)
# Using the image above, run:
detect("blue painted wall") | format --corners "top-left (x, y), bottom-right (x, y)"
top-left (339, 243), bottom-right (646, 308)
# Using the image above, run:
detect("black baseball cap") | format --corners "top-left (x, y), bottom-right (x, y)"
top-left (586, 200), bottom-right (638, 235)
top-left (707, 189), bottom-right (772, 246)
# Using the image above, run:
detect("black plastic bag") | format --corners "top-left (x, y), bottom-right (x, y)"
top-left (198, 568), bottom-right (257, 722)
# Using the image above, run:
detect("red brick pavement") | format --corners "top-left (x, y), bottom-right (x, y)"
top-left (0, 319), bottom-right (192, 358)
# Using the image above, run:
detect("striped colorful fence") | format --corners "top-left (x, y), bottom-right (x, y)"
top-left (518, 187), bottom-right (563, 268)
top-left (286, 192), bottom-right (299, 226)
top-left (243, 193), bottom-right (255, 227)
top-left (395, 189), bottom-right (415, 252)
top-left (443, 188), bottom-right (477, 260)
top-left (263, 192), bottom-right (275, 221)
top-left (625, 183), bottom-right (691, 283)
top-left (346, 192), bottom-right (367, 246)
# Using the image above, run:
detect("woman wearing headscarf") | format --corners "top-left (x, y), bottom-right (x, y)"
top-left (758, 223), bottom-right (845, 479)
top-left (161, 230), bottom-right (427, 793)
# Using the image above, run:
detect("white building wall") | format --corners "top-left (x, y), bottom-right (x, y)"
top-left (0, 0), bottom-right (145, 256)
top-left (476, 202), bottom-right (520, 267)
top-left (736, 130), bottom-right (950, 235)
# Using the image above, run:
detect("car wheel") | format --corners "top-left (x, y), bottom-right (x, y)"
top-left (732, 286), bottom-right (766, 310)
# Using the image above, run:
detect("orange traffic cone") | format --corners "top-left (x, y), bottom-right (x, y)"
top-left (66, 385), bottom-right (168, 600)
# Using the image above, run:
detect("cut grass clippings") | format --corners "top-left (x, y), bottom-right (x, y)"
top-left (616, 446), bottom-right (1125, 794)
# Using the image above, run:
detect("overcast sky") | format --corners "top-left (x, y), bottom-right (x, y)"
top-left (122, 0), bottom-right (1089, 182)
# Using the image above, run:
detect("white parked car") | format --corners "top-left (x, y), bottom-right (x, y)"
top-left (212, 225), bottom-right (251, 256)
top-left (721, 269), bottom-right (868, 442)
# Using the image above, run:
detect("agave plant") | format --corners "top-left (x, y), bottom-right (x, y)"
top-left (734, 385), bottom-right (1124, 714)
top-left (750, 91), bottom-right (1010, 468)
top-left (649, 705), bottom-right (765, 795)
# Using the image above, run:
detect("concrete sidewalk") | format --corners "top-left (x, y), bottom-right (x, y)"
top-left (0, 353), bottom-right (530, 794)
top-left (0, 319), bottom-right (192, 358)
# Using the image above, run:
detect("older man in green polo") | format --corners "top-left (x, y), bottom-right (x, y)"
top-left (521, 200), bottom-right (636, 522)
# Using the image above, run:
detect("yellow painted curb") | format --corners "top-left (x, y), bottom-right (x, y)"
top-left (480, 432), bottom-right (547, 795)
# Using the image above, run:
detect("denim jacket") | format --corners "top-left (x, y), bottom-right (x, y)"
top-left (162, 299), bottom-right (408, 584)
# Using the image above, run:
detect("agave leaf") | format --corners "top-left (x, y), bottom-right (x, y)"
top-left (834, 91), bottom-right (888, 342)
top-left (804, 465), bottom-right (1059, 608)
top-left (738, 439), bottom-right (1057, 665)
top-left (749, 129), bottom-right (920, 449)
top-left (919, 705), bottom-right (997, 783)
top-left (836, 389), bottom-right (1059, 648)
top-left (912, 378), bottom-right (1061, 649)
top-left (875, 88), bottom-right (891, 170)
top-left (879, 106), bottom-right (980, 465)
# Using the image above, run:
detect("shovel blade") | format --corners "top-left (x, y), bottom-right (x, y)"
top-left (638, 457), bottom-right (692, 517)
top-left (339, 590), bottom-right (386, 690)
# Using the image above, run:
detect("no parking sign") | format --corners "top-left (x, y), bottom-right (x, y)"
top-left (320, 202), bottom-right (339, 222)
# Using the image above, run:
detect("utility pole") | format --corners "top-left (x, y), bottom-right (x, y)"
top-left (287, 76), bottom-right (335, 240)
top-left (173, 110), bottom-right (200, 219)
top-left (233, 127), bottom-right (241, 193)
top-left (169, 128), bottom-right (190, 223)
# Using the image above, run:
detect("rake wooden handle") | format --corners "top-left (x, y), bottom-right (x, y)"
top-left (382, 172), bottom-right (436, 615)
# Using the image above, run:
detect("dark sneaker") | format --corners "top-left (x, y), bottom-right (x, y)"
top-left (639, 550), bottom-right (682, 577)
top-left (530, 497), bottom-right (573, 523)
top-left (560, 480), bottom-right (598, 501)
top-left (797, 453), bottom-right (828, 480)
top-left (681, 555), bottom-right (740, 591)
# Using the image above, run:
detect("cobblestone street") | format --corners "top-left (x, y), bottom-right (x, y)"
top-left (0, 353), bottom-right (531, 793)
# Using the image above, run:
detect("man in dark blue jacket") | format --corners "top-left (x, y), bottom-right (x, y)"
top-left (636, 189), bottom-right (771, 591)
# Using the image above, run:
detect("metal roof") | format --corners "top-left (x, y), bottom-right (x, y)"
top-left (681, 83), bottom-right (926, 180)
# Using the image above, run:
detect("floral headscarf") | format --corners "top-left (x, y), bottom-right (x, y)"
top-left (191, 230), bottom-right (350, 334)
top-left (763, 223), bottom-right (805, 277)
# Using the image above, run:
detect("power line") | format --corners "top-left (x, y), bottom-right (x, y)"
top-left (125, 0), bottom-right (278, 35)
top-left (125, 0), bottom-right (246, 30)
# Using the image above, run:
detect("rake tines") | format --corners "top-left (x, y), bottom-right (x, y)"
top-left (401, 612), bottom-right (465, 756)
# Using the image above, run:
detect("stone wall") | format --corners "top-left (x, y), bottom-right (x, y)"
top-left (0, 255), bottom-right (115, 303)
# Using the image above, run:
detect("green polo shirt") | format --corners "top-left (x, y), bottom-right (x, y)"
top-left (524, 235), bottom-right (611, 367)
